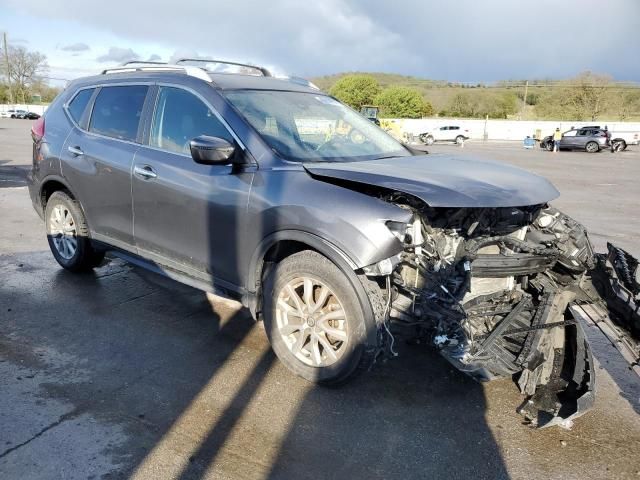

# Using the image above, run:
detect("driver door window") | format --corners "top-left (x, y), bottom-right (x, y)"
top-left (150, 87), bottom-right (233, 155)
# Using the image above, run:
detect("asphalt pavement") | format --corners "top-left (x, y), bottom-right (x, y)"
top-left (1, 118), bottom-right (640, 479)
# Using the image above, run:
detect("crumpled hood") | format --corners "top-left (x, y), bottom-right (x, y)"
top-left (304, 154), bottom-right (560, 207)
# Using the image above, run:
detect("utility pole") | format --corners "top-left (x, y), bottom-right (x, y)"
top-left (520, 80), bottom-right (529, 120)
top-left (3, 32), bottom-right (13, 104)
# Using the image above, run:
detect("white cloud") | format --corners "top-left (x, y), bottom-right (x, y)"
top-left (3, 0), bottom-right (640, 80)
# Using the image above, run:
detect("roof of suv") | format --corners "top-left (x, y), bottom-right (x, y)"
top-left (70, 62), bottom-right (321, 94)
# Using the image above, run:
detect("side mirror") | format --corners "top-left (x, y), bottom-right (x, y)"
top-left (190, 135), bottom-right (236, 165)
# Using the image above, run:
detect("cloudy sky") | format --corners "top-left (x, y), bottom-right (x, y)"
top-left (2, 0), bottom-right (639, 84)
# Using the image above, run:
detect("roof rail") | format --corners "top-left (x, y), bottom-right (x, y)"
top-left (120, 60), bottom-right (169, 67)
top-left (101, 63), bottom-right (212, 82)
top-left (175, 58), bottom-right (272, 77)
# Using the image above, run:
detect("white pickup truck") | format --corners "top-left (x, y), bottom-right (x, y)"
top-left (609, 130), bottom-right (640, 151)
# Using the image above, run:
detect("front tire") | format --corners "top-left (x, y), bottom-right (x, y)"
top-left (263, 250), bottom-right (378, 385)
top-left (612, 139), bottom-right (626, 152)
top-left (455, 135), bottom-right (465, 144)
top-left (421, 134), bottom-right (434, 145)
top-left (45, 191), bottom-right (105, 272)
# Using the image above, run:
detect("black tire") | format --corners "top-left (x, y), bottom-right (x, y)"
top-left (45, 191), bottom-right (105, 272)
top-left (455, 135), bottom-right (465, 144)
top-left (585, 141), bottom-right (599, 153)
top-left (612, 139), bottom-right (626, 152)
top-left (263, 250), bottom-right (379, 385)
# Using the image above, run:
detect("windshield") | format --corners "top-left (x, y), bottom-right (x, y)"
top-left (224, 90), bottom-right (410, 162)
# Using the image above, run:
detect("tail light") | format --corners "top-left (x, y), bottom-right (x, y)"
top-left (31, 116), bottom-right (45, 142)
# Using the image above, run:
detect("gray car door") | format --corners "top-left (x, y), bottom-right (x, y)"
top-left (61, 85), bottom-right (148, 249)
top-left (559, 129), bottom-right (578, 149)
top-left (574, 129), bottom-right (591, 149)
top-left (132, 85), bottom-right (254, 288)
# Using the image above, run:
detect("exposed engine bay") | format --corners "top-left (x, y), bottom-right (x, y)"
top-left (376, 196), bottom-right (601, 428)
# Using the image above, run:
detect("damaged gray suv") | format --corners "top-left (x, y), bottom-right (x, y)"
top-left (28, 59), bottom-right (633, 428)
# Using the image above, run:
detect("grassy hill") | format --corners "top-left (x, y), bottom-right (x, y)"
top-left (310, 72), bottom-right (640, 121)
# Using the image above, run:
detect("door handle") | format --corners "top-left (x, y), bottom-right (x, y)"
top-left (134, 165), bottom-right (157, 179)
top-left (67, 145), bottom-right (83, 156)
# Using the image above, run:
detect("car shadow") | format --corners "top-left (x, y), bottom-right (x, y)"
top-left (0, 251), bottom-right (510, 479)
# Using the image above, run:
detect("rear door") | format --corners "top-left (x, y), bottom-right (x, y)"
top-left (61, 84), bottom-right (149, 249)
top-left (132, 85), bottom-right (254, 287)
top-left (573, 129), bottom-right (591, 149)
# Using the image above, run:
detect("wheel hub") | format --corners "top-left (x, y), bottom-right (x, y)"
top-left (48, 204), bottom-right (78, 260)
top-left (275, 276), bottom-right (349, 367)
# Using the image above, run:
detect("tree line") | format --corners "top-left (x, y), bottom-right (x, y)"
top-left (0, 44), bottom-right (59, 104)
top-left (318, 72), bottom-right (640, 121)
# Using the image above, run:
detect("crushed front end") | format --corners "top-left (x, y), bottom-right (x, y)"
top-left (377, 196), bottom-right (598, 427)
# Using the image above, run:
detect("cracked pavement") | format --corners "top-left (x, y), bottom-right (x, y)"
top-left (2, 118), bottom-right (640, 479)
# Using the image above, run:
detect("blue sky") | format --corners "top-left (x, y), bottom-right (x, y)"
top-left (2, 0), bottom-right (639, 85)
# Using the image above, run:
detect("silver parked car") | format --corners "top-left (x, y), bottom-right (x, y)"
top-left (541, 127), bottom-right (609, 152)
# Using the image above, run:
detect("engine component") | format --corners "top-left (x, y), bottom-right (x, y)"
top-left (378, 199), bottom-right (599, 427)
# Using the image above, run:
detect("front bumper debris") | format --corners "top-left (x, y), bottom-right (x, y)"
top-left (372, 198), bottom-right (638, 428)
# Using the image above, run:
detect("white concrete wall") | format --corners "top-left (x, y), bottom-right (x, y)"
top-left (384, 118), bottom-right (640, 141)
top-left (0, 104), bottom-right (48, 115)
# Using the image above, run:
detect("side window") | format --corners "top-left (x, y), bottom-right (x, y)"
top-left (150, 87), bottom-right (233, 155)
top-left (89, 85), bottom-right (148, 142)
top-left (563, 130), bottom-right (577, 137)
top-left (67, 88), bottom-right (94, 123)
top-left (576, 129), bottom-right (589, 136)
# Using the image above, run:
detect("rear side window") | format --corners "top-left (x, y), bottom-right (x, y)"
top-left (89, 85), bottom-right (148, 142)
top-left (150, 87), bottom-right (233, 155)
top-left (67, 88), bottom-right (94, 123)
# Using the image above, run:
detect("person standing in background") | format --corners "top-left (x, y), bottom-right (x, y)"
top-left (553, 128), bottom-right (562, 153)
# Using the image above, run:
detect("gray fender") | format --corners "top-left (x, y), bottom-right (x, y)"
top-left (246, 229), bottom-right (380, 346)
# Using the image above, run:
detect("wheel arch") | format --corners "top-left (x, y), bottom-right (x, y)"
top-left (39, 176), bottom-right (94, 233)
top-left (246, 230), bottom-right (379, 345)
top-left (40, 175), bottom-right (77, 210)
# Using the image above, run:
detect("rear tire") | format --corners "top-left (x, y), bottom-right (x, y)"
top-left (263, 250), bottom-right (378, 385)
top-left (45, 191), bottom-right (105, 272)
top-left (585, 141), bottom-right (599, 153)
top-left (455, 135), bottom-right (465, 144)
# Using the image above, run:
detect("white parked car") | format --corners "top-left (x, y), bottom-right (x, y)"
top-left (0, 109), bottom-right (28, 119)
top-left (419, 125), bottom-right (470, 145)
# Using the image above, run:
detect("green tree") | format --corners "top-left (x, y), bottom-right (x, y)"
top-left (328, 74), bottom-right (380, 110)
top-left (374, 86), bottom-right (432, 118)
top-left (446, 92), bottom-right (479, 117)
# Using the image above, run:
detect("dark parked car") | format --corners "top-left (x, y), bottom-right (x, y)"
top-left (540, 127), bottom-right (609, 152)
top-left (23, 111), bottom-right (41, 120)
top-left (27, 60), bottom-right (627, 427)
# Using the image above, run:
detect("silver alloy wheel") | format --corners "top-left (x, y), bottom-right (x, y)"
top-left (586, 142), bottom-right (598, 153)
top-left (425, 136), bottom-right (434, 145)
top-left (48, 204), bottom-right (78, 260)
top-left (275, 276), bottom-right (349, 367)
